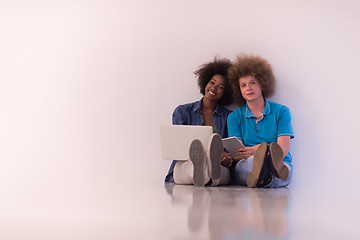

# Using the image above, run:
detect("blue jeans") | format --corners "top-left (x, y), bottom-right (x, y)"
top-left (230, 156), bottom-right (293, 188)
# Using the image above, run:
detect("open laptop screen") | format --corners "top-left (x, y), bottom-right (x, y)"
top-left (159, 125), bottom-right (213, 160)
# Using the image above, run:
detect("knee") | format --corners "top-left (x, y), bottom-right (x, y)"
top-left (233, 157), bottom-right (253, 172)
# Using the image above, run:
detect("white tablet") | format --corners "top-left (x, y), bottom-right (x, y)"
top-left (222, 137), bottom-right (245, 157)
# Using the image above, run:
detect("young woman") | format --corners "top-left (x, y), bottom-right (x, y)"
top-left (165, 58), bottom-right (234, 187)
top-left (227, 55), bottom-right (294, 188)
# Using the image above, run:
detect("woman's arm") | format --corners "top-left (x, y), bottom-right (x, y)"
top-left (172, 106), bottom-right (185, 125)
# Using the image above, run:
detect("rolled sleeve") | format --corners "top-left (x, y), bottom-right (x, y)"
top-left (172, 106), bottom-right (185, 125)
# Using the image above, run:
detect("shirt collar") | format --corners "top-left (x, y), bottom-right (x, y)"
top-left (194, 98), bottom-right (228, 117)
top-left (245, 99), bottom-right (271, 118)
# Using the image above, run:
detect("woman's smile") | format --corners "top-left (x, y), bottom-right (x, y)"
top-left (209, 90), bottom-right (216, 96)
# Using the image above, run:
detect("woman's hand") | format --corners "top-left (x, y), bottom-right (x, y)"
top-left (233, 146), bottom-right (257, 161)
top-left (220, 152), bottom-right (233, 167)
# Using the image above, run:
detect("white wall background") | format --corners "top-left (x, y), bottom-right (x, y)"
top-left (1, 0), bottom-right (360, 228)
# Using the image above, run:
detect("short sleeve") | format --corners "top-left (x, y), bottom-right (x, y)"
top-left (277, 106), bottom-right (294, 139)
top-left (227, 111), bottom-right (243, 140)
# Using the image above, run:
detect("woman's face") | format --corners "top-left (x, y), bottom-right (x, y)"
top-left (204, 74), bottom-right (226, 102)
top-left (239, 75), bottom-right (263, 103)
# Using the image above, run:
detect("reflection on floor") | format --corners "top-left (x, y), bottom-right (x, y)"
top-left (1, 180), bottom-right (358, 239)
top-left (162, 184), bottom-right (290, 240)
top-left (157, 183), bottom-right (360, 240)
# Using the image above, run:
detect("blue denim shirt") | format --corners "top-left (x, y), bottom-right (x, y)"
top-left (165, 98), bottom-right (232, 183)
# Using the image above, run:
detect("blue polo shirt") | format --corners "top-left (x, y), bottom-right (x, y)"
top-left (227, 100), bottom-right (294, 166)
top-left (165, 98), bottom-right (232, 183)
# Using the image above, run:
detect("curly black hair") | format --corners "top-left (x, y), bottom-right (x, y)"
top-left (194, 57), bottom-right (233, 106)
top-left (228, 54), bottom-right (276, 106)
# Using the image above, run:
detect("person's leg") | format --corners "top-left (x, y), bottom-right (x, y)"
top-left (174, 160), bottom-right (196, 185)
top-left (205, 133), bottom-right (226, 187)
top-left (264, 142), bottom-right (292, 188)
top-left (218, 166), bottom-right (230, 186)
top-left (206, 133), bottom-right (223, 180)
top-left (189, 139), bottom-right (210, 186)
top-left (231, 143), bottom-right (272, 188)
top-left (268, 142), bottom-right (289, 180)
top-left (264, 163), bottom-right (293, 188)
top-left (174, 135), bottom-right (227, 187)
top-left (173, 139), bottom-right (210, 186)
top-left (246, 142), bottom-right (271, 188)
top-left (231, 142), bottom-right (293, 188)
top-left (231, 156), bottom-right (254, 186)
top-left (209, 166), bottom-right (231, 186)
top-left (173, 139), bottom-right (212, 187)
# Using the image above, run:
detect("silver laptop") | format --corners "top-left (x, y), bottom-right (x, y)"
top-left (159, 125), bottom-right (213, 160)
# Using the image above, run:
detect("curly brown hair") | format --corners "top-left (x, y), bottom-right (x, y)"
top-left (194, 57), bottom-right (233, 106)
top-left (228, 54), bottom-right (276, 106)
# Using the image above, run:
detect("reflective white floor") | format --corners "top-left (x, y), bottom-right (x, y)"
top-left (161, 185), bottom-right (291, 240)
top-left (1, 180), bottom-right (360, 239)
top-left (155, 184), bottom-right (360, 240)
